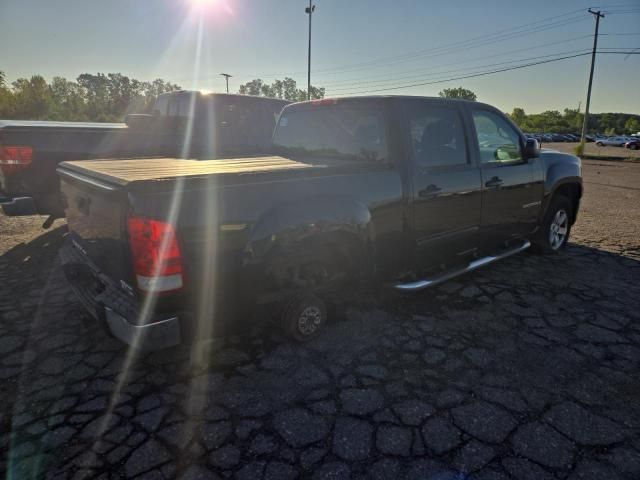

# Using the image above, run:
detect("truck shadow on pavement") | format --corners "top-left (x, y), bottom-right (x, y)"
top-left (1, 230), bottom-right (640, 479)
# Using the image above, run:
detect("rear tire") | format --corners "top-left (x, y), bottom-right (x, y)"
top-left (596, 141), bottom-right (604, 147)
top-left (282, 292), bottom-right (327, 342)
top-left (531, 195), bottom-right (572, 254)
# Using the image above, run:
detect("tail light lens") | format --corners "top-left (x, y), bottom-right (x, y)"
top-left (0, 146), bottom-right (33, 176)
top-left (127, 216), bottom-right (184, 293)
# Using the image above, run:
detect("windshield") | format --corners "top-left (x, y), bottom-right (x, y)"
top-left (273, 103), bottom-right (388, 162)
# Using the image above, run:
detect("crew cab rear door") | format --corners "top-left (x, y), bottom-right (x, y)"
top-left (400, 99), bottom-right (482, 270)
top-left (468, 108), bottom-right (541, 248)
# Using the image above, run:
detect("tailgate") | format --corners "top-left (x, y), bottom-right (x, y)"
top-left (58, 167), bottom-right (133, 290)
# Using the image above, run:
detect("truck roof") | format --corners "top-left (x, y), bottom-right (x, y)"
top-left (59, 156), bottom-right (313, 187)
top-left (286, 95), bottom-right (493, 109)
top-left (157, 91), bottom-right (290, 105)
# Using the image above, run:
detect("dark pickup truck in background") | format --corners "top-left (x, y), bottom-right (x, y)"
top-left (0, 92), bottom-right (288, 221)
top-left (58, 96), bottom-right (582, 350)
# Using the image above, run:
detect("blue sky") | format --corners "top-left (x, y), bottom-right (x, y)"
top-left (1, 0), bottom-right (638, 114)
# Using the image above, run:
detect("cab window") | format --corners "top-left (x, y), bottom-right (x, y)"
top-left (408, 105), bottom-right (468, 168)
top-left (472, 110), bottom-right (522, 163)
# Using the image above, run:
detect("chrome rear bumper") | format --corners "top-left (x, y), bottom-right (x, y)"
top-left (105, 308), bottom-right (181, 350)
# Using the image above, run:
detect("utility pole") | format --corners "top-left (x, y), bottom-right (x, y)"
top-left (580, 9), bottom-right (605, 144)
top-left (305, 0), bottom-right (315, 100)
top-left (220, 73), bottom-right (232, 93)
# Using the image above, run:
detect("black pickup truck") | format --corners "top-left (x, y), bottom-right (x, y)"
top-left (0, 92), bottom-right (288, 221)
top-left (58, 96), bottom-right (582, 350)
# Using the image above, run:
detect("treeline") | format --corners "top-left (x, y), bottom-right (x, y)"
top-left (238, 77), bottom-right (325, 102)
top-left (0, 71), bottom-right (181, 122)
top-left (2, 71), bottom-right (638, 133)
top-left (508, 107), bottom-right (640, 135)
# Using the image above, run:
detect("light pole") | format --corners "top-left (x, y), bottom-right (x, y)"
top-left (305, 1), bottom-right (315, 100)
top-left (220, 73), bottom-right (232, 93)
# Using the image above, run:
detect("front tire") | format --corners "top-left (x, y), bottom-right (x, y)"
top-left (596, 141), bottom-right (604, 147)
top-left (531, 195), bottom-right (572, 254)
top-left (282, 292), bottom-right (327, 342)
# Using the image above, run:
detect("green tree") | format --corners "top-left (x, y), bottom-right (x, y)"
top-left (77, 73), bottom-right (111, 120)
top-left (624, 117), bottom-right (640, 135)
top-left (238, 77), bottom-right (324, 101)
top-left (11, 75), bottom-right (51, 119)
top-left (509, 107), bottom-right (526, 127)
top-left (0, 71), bottom-right (181, 121)
top-left (438, 87), bottom-right (477, 101)
top-left (0, 71), bottom-right (15, 117)
top-left (238, 79), bottom-right (266, 96)
top-left (49, 77), bottom-right (86, 120)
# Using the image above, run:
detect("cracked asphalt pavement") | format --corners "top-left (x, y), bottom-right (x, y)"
top-left (1, 159), bottom-right (639, 479)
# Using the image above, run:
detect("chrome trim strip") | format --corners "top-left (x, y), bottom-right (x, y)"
top-left (394, 240), bottom-right (530, 292)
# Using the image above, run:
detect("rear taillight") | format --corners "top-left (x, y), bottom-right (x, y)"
top-left (127, 216), bottom-right (184, 293)
top-left (0, 146), bottom-right (33, 176)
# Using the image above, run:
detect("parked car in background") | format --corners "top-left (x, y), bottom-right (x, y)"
top-left (624, 139), bottom-right (640, 150)
top-left (596, 136), bottom-right (628, 147)
top-left (0, 92), bottom-right (289, 222)
top-left (57, 96), bottom-right (582, 349)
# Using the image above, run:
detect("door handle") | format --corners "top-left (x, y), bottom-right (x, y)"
top-left (419, 184), bottom-right (442, 198)
top-left (485, 176), bottom-right (503, 189)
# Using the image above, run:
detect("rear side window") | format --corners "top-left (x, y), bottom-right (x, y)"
top-left (216, 101), bottom-right (273, 152)
top-left (167, 94), bottom-right (197, 117)
top-left (273, 103), bottom-right (388, 163)
top-left (408, 105), bottom-right (468, 168)
top-left (472, 110), bottom-right (522, 163)
top-left (153, 96), bottom-right (169, 115)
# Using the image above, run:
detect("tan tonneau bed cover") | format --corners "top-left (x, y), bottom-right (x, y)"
top-left (59, 156), bottom-right (314, 187)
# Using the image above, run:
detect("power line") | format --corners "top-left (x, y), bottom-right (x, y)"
top-left (329, 53), bottom-right (592, 96)
top-left (317, 36), bottom-right (594, 88)
top-left (324, 49), bottom-right (593, 92)
top-left (307, 15), bottom-right (590, 77)
top-left (207, 8), bottom-right (590, 81)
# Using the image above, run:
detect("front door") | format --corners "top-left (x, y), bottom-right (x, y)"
top-left (403, 101), bottom-right (482, 271)
top-left (469, 108), bottom-right (540, 249)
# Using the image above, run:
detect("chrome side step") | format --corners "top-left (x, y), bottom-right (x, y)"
top-left (394, 240), bottom-right (530, 292)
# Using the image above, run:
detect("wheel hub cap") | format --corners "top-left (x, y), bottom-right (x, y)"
top-left (297, 306), bottom-right (322, 336)
top-left (549, 209), bottom-right (568, 250)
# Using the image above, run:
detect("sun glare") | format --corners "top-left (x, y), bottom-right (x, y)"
top-left (188, 0), bottom-right (233, 17)
top-left (191, 0), bottom-right (217, 7)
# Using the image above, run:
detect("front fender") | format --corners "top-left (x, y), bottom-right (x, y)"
top-left (540, 150), bottom-right (582, 218)
top-left (542, 150), bottom-right (582, 195)
top-left (245, 195), bottom-right (373, 265)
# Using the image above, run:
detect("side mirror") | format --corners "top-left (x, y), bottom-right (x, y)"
top-left (523, 138), bottom-right (540, 160)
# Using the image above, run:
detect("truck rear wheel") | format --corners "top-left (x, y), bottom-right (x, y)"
top-left (532, 194), bottom-right (572, 254)
top-left (282, 292), bottom-right (327, 342)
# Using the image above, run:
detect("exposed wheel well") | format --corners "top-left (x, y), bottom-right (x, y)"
top-left (552, 183), bottom-right (581, 224)
top-left (261, 232), bottom-right (368, 296)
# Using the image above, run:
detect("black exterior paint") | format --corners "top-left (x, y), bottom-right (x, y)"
top-left (58, 96), bottom-right (582, 345)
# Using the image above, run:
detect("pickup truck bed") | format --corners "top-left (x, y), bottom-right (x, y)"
top-left (60, 156), bottom-right (314, 186)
